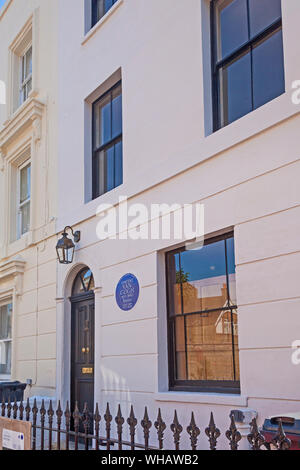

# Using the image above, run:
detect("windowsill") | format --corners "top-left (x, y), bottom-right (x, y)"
top-left (5, 231), bottom-right (33, 258)
top-left (5, 88), bottom-right (38, 124)
top-left (154, 392), bottom-right (248, 407)
top-left (0, 376), bottom-right (11, 382)
top-left (82, 0), bottom-right (124, 46)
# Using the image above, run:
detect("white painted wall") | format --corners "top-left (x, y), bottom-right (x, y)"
top-left (56, 0), bottom-right (300, 448)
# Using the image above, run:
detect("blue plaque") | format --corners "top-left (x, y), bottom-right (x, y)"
top-left (116, 273), bottom-right (140, 311)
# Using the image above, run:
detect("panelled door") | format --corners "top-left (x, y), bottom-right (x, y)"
top-left (70, 268), bottom-right (95, 429)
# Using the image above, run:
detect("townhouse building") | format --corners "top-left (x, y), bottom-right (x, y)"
top-left (0, 0), bottom-right (58, 397)
top-left (0, 0), bottom-right (300, 450)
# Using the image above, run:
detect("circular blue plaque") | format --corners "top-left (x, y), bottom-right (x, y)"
top-left (116, 273), bottom-right (140, 311)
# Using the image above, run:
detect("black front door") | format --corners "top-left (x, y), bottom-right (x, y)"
top-left (71, 294), bottom-right (95, 420)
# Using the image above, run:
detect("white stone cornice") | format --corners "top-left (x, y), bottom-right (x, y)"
top-left (0, 97), bottom-right (45, 152)
top-left (0, 257), bottom-right (26, 296)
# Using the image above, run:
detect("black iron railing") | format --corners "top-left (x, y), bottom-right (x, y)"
top-left (0, 396), bottom-right (292, 451)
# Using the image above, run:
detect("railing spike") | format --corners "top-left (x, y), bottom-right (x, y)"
top-left (13, 396), bottom-right (18, 420)
top-left (187, 412), bottom-right (200, 450)
top-left (56, 400), bottom-right (63, 451)
top-left (25, 398), bottom-right (30, 421)
top-left (141, 406), bottom-right (152, 450)
top-left (7, 396), bottom-right (11, 418)
top-left (115, 404), bottom-right (124, 451)
top-left (127, 405), bottom-right (137, 451)
top-left (94, 403), bottom-right (101, 451)
top-left (73, 401), bottom-right (80, 451)
top-left (104, 402), bottom-right (112, 450)
top-left (64, 401), bottom-right (71, 450)
top-left (19, 400), bottom-right (24, 421)
top-left (225, 414), bottom-right (242, 450)
top-left (205, 412), bottom-right (220, 450)
top-left (1, 396), bottom-right (5, 417)
top-left (82, 402), bottom-right (90, 450)
top-left (154, 408), bottom-right (166, 450)
top-left (170, 410), bottom-right (183, 450)
top-left (247, 417), bottom-right (269, 450)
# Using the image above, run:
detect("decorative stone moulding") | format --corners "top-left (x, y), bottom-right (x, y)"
top-left (0, 97), bottom-right (44, 155)
top-left (0, 257), bottom-right (26, 296)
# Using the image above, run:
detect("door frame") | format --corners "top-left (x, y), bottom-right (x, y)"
top-left (56, 262), bottom-right (102, 411)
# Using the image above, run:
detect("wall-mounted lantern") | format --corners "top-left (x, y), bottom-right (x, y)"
top-left (56, 226), bottom-right (81, 265)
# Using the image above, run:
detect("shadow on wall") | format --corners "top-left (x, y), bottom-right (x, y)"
top-left (100, 365), bottom-right (131, 408)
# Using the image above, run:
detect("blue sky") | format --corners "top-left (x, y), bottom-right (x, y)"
top-left (0, 0), bottom-right (6, 10)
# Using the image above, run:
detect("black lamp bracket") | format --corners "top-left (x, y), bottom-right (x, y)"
top-left (63, 226), bottom-right (81, 243)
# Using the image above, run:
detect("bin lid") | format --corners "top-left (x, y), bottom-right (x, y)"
top-left (263, 413), bottom-right (300, 435)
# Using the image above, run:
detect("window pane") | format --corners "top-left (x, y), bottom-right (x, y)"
top-left (94, 144), bottom-right (116, 196)
top-left (73, 270), bottom-right (86, 294)
top-left (106, 145), bottom-right (115, 192)
top-left (27, 78), bottom-right (32, 97)
top-left (94, 150), bottom-right (105, 197)
top-left (186, 310), bottom-right (238, 381)
top-left (104, 0), bottom-right (113, 14)
top-left (249, 0), bottom-right (281, 38)
top-left (167, 253), bottom-right (182, 315)
top-left (226, 237), bottom-right (237, 305)
top-left (114, 140), bottom-right (123, 188)
top-left (94, 94), bottom-right (111, 149)
top-left (93, 0), bottom-right (116, 25)
top-left (252, 29), bottom-right (285, 110)
top-left (25, 47), bottom-right (32, 78)
top-left (0, 304), bottom-right (12, 340)
top-left (81, 269), bottom-right (93, 291)
top-left (216, 0), bottom-right (248, 60)
top-left (20, 164), bottom-right (31, 203)
top-left (219, 49), bottom-right (252, 126)
top-left (0, 341), bottom-right (11, 375)
top-left (232, 309), bottom-right (240, 380)
top-left (72, 269), bottom-right (94, 294)
top-left (112, 86), bottom-right (122, 139)
top-left (174, 316), bottom-right (187, 380)
top-left (20, 201), bottom-right (30, 235)
top-left (180, 240), bottom-right (228, 314)
top-left (95, 0), bottom-right (105, 21)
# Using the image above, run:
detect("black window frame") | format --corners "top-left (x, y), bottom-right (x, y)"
top-left (92, 80), bottom-right (123, 200)
top-left (166, 232), bottom-right (240, 394)
top-left (91, 0), bottom-right (118, 28)
top-left (211, 0), bottom-right (284, 132)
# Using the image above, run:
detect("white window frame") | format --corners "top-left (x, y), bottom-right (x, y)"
top-left (19, 44), bottom-right (32, 106)
top-left (17, 160), bottom-right (31, 239)
top-left (0, 301), bottom-right (13, 382)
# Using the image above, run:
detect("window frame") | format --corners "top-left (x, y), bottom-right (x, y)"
top-left (165, 232), bottom-right (240, 394)
top-left (16, 160), bottom-right (31, 239)
top-left (19, 44), bottom-right (32, 106)
top-left (0, 302), bottom-right (13, 381)
top-left (211, 0), bottom-right (283, 131)
top-left (91, 0), bottom-right (119, 28)
top-left (92, 80), bottom-right (123, 200)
